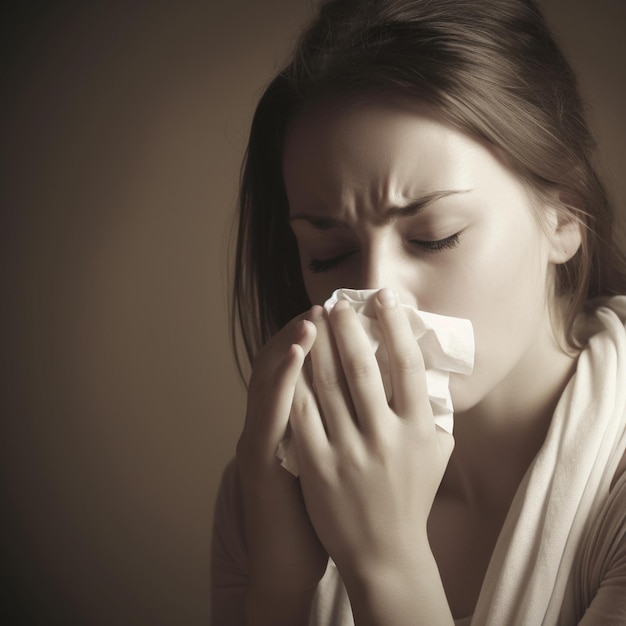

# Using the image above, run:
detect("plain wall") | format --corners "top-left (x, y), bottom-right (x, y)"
top-left (1, 0), bottom-right (624, 623)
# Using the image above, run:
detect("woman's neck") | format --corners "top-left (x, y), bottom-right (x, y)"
top-left (441, 335), bottom-right (579, 510)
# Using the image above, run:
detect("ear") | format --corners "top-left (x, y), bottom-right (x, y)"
top-left (547, 208), bottom-right (582, 265)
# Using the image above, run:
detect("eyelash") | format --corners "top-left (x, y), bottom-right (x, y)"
top-left (411, 232), bottom-right (461, 253)
top-left (306, 232), bottom-right (462, 274)
top-left (307, 252), bottom-right (353, 274)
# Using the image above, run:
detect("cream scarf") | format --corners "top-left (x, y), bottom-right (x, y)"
top-left (473, 297), bottom-right (626, 624)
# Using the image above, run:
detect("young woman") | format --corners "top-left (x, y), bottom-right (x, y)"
top-left (212, 0), bottom-right (626, 623)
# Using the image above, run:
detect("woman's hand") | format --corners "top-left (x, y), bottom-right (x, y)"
top-left (290, 290), bottom-right (455, 625)
top-left (235, 312), bottom-right (328, 624)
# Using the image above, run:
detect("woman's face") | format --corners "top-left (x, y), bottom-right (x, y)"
top-left (282, 95), bottom-right (570, 414)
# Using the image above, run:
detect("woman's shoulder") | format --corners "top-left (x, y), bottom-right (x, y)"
top-left (600, 469), bottom-right (626, 543)
top-left (571, 468), bottom-right (626, 624)
top-left (211, 458), bottom-right (248, 625)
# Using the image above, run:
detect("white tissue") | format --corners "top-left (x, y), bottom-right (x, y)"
top-left (277, 288), bottom-right (475, 475)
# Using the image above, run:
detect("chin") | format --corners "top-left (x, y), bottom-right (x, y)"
top-left (448, 374), bottom-right (481, 416)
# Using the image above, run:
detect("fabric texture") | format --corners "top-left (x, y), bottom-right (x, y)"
top-left (211, 297), bottom-right (626, 625)
top-left (472, 297), bottom-right (626, 625)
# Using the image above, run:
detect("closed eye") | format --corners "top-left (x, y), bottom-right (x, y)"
top-left (307, 251), bottom-right (354, 274)
top-left (410, 232), bottom-right (461, 253)
top-left (306, 232), bottom-right (461, 273)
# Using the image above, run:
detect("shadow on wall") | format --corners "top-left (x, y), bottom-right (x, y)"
top-left (0, 0), bottom-right (624, 623)
top-left (1, 1), bottom-right (310, 623)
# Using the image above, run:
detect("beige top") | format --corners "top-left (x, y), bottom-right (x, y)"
top-left (211, 458), bottom-right (626, 625)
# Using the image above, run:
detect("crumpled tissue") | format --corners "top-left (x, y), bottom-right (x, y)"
top-left (277, 288), bottom-right (475, 475)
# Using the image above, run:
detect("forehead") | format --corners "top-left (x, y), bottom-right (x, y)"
top-left (282, 94), bottom-right (503, 215)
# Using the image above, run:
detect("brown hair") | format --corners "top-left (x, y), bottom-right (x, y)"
top-left (231, 0), bottom-right (626, 374)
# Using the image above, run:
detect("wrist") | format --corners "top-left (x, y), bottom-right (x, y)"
top-left (339, 542), bottom-right (453, 626)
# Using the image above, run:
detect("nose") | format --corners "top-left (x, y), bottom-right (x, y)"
top-left (360, 249), bottom-right (390, 291)
top-left (358, 244), bottom-right (418, 309)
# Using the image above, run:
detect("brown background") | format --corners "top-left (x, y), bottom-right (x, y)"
top-left (1, 0), bottom-right (624, 623)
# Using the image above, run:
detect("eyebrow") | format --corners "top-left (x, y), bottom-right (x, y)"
top-left (289, 189), bottom-right (469, 229)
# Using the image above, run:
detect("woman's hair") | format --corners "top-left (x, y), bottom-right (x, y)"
top-left (231, 0), bottom-right (626, 374)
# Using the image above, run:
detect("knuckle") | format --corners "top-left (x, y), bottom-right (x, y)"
top-left (337, 446), bottom-right (365, 477)
top-left (251, 319), bottom-right (299, 371)
top-left (394, 350), bottom-right (423, 372)
top-left (315, 366), bottom-right (347, 389)
top-left (367, 428), bottom-right (393, 458)
top-left (344, 354), bottom-right (376, 380)
top-left (291, 388), bottom-right (317, 417)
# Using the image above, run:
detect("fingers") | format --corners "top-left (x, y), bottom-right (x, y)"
top-left (374, 289), bottom-right (428, 418)
top-left (242, 317), bottom-right (317, 465)
top-left (325, 299), bottom-right (388, 432)
top-left (288, 291), bottom-right (430, 455)
top-left (269, 324), bottom-right (315, 434)
top-left (289, 370), bottom-right (328, 471)
top-left (250, 311), bottom-right (313, 378)
top-left (307, 305), bottom-right (359, 443)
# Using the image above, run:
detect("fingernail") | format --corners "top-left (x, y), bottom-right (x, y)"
top-left (308, 305), bottom-right (323, 321)
top-left (299, 319), bottom-right (313, 334)
top-left (333, 299), bottom-right (350, 312)
top-left (377, 288), bottom-right (396, 307)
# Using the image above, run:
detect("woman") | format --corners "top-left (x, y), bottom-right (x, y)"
top-left (212, 0), bottom-right (626, 623)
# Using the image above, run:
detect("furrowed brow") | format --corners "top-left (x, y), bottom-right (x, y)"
top-left (289, 189), bottom-right (469, 227)
top-left (385, 189), bottom-right (469, 221)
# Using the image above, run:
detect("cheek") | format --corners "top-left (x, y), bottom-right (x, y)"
top-left (443, 226), bottom-right (552, 410)
top-left (440, 216), bottom-right (548, 318)
top-left (301, 255), bottom-right (367, 305)
top-left (303, 273), bottom-right (343, 306)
